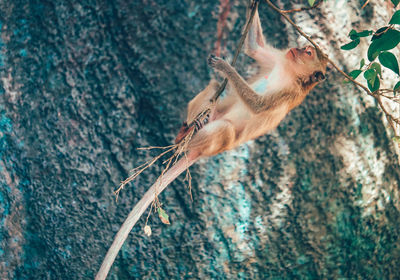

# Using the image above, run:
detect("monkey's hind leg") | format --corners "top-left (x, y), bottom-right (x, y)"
top-left (175, 80), bottom-right (220, 144)
top-left (186, 79), bottom-right (220, 124)
top-left (188, 119), bottom-right (236, 157)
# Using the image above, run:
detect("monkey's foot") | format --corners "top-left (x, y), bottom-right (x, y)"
top-left (175, 122), bottom-right (195, 144)
top-left (207, 54), bottom-right (225, 70)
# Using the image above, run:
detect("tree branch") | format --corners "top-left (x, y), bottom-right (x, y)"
top-left (264, 0), bottom-right (398, 136)
top-left (281, 0), bottom-right (323, 14)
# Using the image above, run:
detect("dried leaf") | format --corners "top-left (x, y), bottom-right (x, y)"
top-left (144, 225), bottom-right (152, 236)
top-left (157, 207), bottom-right (170, 225)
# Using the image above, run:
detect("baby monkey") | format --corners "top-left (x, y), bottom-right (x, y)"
top-left (180, 10), bottom-right (327, 159)
top-left (96, 7), bottom-right (327, 280)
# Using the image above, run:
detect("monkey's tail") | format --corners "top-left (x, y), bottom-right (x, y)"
top-left (95, 156), bottom-right (197, 280)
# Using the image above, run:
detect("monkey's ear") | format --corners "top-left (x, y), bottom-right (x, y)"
top-left (311, 71), bottom-right (325, 83)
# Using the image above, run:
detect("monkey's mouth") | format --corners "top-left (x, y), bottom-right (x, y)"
top-left (289, 49), bottom-right (296, 59)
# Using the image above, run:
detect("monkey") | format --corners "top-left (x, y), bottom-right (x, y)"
top-left (96, 7), bottom-right (327, 280)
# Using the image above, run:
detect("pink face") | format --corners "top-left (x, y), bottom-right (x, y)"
top-left (286, 46), bottom-right (316, 62)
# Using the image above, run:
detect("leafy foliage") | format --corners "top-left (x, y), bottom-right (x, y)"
top-left (368, 29), bottom-right (400, 61)
top-left (341, 10), bottom-right (400, 94)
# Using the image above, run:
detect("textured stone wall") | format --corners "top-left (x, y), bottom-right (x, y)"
top-left (0, 0), bottom-right (399, 279)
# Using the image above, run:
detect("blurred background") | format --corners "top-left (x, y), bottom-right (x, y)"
top-left (0, 0), bottom-right (399, 279)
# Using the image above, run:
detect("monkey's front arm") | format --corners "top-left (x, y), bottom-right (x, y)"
top-left (244, 9), bottom-right (280, 70)
top-left (208, 55), bottom-right (266, 114)
top-left (208, 55), bottom-right (290, 115)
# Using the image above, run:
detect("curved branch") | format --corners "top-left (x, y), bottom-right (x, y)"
top-left (265, 0), bottom-right (322, 50)
top-left (264, 0), bottom-right (398, 136)
top-left (376, 96), bottom-right (397, 132)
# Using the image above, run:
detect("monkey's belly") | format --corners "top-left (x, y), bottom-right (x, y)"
top-left (236, 103), bottom-right (289, 145)
top-left (251, 76), bottom-right (269, 93)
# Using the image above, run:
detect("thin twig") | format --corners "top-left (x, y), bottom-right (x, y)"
top-left (265, 0), bottom-right (323, 52)
top-left (373, 25), bottom-right (393, 37)
top-left (327, 57), bottom-right (372, 95)
top-left (137, 144), bottom-right (178, 150)
top-left (114, 146), bottom-right (177, 200)
top-left (361, 0), bottom-right (371, 9)
top-left (281, 0), bottom-right (323, 14)
top-left (184, 152), bottom-right (193, 201)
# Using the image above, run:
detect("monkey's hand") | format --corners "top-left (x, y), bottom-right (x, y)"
top-left (207, 54), bottom-right (230, 72)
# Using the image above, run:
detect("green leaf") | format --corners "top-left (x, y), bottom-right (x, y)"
top-left (364, 68), bottom-right (376, 80)
top-left (379, 51), bottom-right (400, 75)
top-left (349, 30), bottom-right (373, 40)
top-left (367, 29), bottom-right (400, 61)
top-left (344, 69), bottom-right (362, 83)
top-left (394, 81), bottom-right (400, 91)
top-left (370, 62), bottom-right (382, 78)
top-left (364, 68), bottom-right (380, 91)
top-left (349, 70), bottom-right (362, 79)
top-left (349, 29), bottom-right (357, 40)
top-left (360, 58), bottom-right (365, 69)
top-left (372, 26), bottom-right (390, 41)
top-left (308, 0), bottom-right (316, 6)
top-left (393, 136), bottom-right (400, 143)
top-left (367, 77), bottom-right (380, 92)
top-left (341, 39), bottom-right (360, 50)
top-left (157, 207), bottom-right (170, 225)
top-left (392, 0), bottom-right (400, 7)
top-left (389, 10), bottom-right (400, 24)
top-left (357, 30), bottom-right (373, 37)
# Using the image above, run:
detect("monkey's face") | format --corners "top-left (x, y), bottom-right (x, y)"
top-left (286, 45), bottom-right (327, 83)
top-left (287, 46), bottom-right (318, 65)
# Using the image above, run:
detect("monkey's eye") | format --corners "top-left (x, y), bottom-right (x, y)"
top-left (306, 50), bottom-right (312, 56)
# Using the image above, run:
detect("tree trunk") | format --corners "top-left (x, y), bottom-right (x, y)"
top-left (0, 0), bottom-right (399, 279)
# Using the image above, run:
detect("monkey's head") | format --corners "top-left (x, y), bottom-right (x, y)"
top-left (286, 45), bottom-right (328, 89)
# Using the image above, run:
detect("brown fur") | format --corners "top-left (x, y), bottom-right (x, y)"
top-left (183, 10), bottom-right (327, 158)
